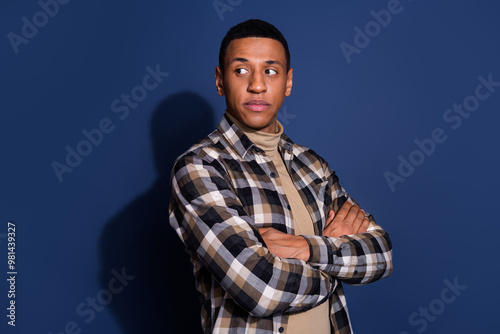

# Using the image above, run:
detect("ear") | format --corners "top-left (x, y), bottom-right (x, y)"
top-left (215, 66), bottom-right (225, 96)
top-left (285, 68), bottom-right (293, 97)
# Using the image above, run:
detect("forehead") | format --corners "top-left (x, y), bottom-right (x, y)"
top-left (225, 37), bottom-right (286, 64)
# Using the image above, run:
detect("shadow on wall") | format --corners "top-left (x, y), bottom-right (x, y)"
top-left (99, 92), bottom-right (215, 334)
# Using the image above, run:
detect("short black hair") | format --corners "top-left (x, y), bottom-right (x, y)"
top-left (218, 19), bottom-right (290, 73)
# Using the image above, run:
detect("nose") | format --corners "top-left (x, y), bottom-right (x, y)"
top-left (247, 71), bottom-right (266, 94)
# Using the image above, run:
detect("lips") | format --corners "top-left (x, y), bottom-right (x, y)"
top-left (244, 100), bottom-right (271, 112)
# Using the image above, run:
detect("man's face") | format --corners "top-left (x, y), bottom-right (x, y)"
top-left (215, 37), bottom-right (293, 134)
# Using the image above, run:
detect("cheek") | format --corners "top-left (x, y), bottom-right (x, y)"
top-left (226, 89), bottom-right (240, 103)
top-left (225, 80), bottom-right (245, 99)
top-left (273, 79), bottom-right (288, 93)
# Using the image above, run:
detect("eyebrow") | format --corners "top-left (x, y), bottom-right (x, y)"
top-left (228, 58), bottom-right (284, 68)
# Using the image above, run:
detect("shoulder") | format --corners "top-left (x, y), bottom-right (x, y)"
top-left (294, 143), bottom-right (327, 165)
top-left (282, 133), bottom-right (329, 176)
top-left (171, 128), bottom-right (232, 176)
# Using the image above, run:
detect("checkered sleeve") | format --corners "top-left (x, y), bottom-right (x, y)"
top-left (169, 151), bottom-right (335, 317)
top-left (301, 160), bottom-right (393, 285)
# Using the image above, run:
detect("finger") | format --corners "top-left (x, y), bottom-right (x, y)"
top-left (351, 209), bottom-right (366, 233)
top-left (258, 227), bottom-right (273, 235)
top-left (322, 211), bottom-right (335, 236)
top-left (344, 204), bottom-right (361, 224)
top-left (324, 210), bottom-right (335, 228)
top-left (358, 217), bottom-right (370, 234)
top-left (334, 201), bottom-right (353, 222)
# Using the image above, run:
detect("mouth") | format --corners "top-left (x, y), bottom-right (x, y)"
top-left (243, 100), bottom-right (271, 112)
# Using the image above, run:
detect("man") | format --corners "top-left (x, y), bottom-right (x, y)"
top-left (169, 19), bottom-right (393, 333)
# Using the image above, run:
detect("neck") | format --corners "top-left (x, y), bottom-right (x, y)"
top-left (226, 112), bottom-right (283, 156)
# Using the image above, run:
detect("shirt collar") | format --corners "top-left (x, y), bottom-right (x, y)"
top-left (217, 112), bottom-right (295, 158)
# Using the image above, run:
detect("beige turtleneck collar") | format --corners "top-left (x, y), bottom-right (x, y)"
top-left (225, 112), bottom-right (283, 157)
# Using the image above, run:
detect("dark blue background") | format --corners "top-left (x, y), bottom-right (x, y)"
top-left (1, 0), bottom-right (499, 333)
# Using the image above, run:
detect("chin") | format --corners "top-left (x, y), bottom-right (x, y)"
top-left (244, 115), bottom-right (273, 130)
top-left (250, 123), bottom-right (270, 131)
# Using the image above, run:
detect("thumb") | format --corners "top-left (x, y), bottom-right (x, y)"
top-left (259, 227), bottom-right (273, 235)
top-left (324, 210), bottom-right (335, 227)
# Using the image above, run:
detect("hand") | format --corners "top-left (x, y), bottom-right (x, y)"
top-left (322, 201), bottom-right (370, 238)
top-left (258, 227), bottom-right (310, 261)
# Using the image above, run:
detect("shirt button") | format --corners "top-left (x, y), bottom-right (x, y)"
top-left (279, 327), bottom-right (284, 333)
top-left (270, 172), bottom-right (276, 178)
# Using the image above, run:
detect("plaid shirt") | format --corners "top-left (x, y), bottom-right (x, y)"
top-left (169, 114), bottom-right (393, 334)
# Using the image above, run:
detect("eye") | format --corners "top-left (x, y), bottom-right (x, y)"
top-left (235, 68), bottom-right (249, 74)
top-left (266, 69), bottom-right (277, 75)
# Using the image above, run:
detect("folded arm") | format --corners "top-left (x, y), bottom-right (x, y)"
top-left (169, 152), bottom-right (335, 317)
top-left (260, 160), bottom-right (393, 285)
top-left (259, 202), bottom-right (392, 285)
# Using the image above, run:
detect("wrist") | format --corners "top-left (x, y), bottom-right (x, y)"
top-left (295, 235), bottom-right (310, 261)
